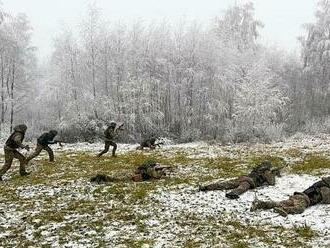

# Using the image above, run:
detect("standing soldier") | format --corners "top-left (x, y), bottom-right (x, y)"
top-left (199, 161), bottom-right (281, 199)
top-left (97, 122), bottom-right (124, 157)
top-left (27, 130), bottom-right (58, 162)
top-left (0, 124), bottom-right (30, 180)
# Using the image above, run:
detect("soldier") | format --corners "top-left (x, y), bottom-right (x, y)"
top-left (136, 137), bottom-right (157, 150)
top-left (90, 160), bottom-right (171, 183)
top-left (199, 161), bottom-right (280, 199)
top-left (251, 176), bottom-right (330, 217)
top-left (27, 130), bottom-right (59, 162)
top-left (0, 124), bottom-right (30, 180)
top-left (97, 122), bottom-right (124, 157)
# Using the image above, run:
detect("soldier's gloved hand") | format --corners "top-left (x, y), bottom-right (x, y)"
top-left (24, 145), bottom-right (30, 151)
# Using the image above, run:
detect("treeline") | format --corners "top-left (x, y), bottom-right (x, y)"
top-left (1, 1), bottom-right (330, 143)
top-left (0, 7), bottom-right (37, 136)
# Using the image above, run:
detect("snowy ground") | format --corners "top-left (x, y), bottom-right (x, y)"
top-left (1, 134), bottom-right (330, 247)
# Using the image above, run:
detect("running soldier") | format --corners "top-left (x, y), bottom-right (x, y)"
top-left (97, 122), bottom-right (124, 157)
top-left (27, 130), bottom-right (59, 162)
top-left (0, 124), bottom-right (30, 180)
top-left (136, 137), bottom-right (165, 150)
top-left (199, 161), bottom-right (281, 199)
top-left (251, 176), bottom-right (330, 217)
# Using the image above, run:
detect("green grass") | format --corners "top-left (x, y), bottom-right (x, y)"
top-left (292, 154), bottom-right (330, 174)
top-left (294, 223), bottom-right (317, 239)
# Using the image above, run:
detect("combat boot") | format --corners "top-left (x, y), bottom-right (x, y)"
top-left (20, 171), bottom-right (30, 176)
top-left (226, 192), bottom-right (239, 199)
top-left (198, 185), bottom-right (207, 191)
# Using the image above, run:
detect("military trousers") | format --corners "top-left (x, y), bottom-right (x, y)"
top-left (27, 144), bottom-right (54, 162)
top-left (203, 176), bottom-right (252, 196)
top-left (97, 140), bottom-right (117, 157)
top-left (0, 147), bottom-right (27, 177)
top-left (253, 194), bottom-right (309, 215)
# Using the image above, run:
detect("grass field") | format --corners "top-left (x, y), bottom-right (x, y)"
top-left (0, 136), bottom-right (330, 247)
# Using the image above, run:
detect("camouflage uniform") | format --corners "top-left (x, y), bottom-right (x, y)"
top-left (251, 193), bottom-right (310, 217)
top-left (251, 176), bottom-right (330, 217)
top-left (90, 160), bottom-right (169, 183)
top-left (134, 160), bottom-right (167, 180)
top-left (97, 122), bottom-right (122, 157)
top-left (0, 124), bottom-right (29, 179)
top-left (137, 137), bottom-right (157, 150)
top-left (27, 130), bottom-right (58, 162)
top-left (200, 161), bottom-right (278, 199)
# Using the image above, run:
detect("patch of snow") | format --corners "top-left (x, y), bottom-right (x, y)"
top-left (148, 174), bottom-right (330, 246)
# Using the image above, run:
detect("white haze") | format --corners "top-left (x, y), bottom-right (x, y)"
top-left (3, 0), bottom-right (316, 60)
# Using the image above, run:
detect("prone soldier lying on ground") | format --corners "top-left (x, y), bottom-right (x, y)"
top-left (0, 124), bottom-right (30, 180)
top-left (97, 122), bottom-right (124, 157)
top-left (90, 160), bottom-right (172, 183)
top-left (136, 137), bottom-right (164, 150)
top-left (199, 161), bottom-right (281, 199)
top-left (27, 130), bottom-right (59, 162)
top-left (250, 176), bottom-right (330, 217)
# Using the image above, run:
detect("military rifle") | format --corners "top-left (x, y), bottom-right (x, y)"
top-left (54, 140), bottom-right (68, 147)
top-left (115, 123), bottom-right (125, 132)
top-left (154, 164), bottom-right (173, 176)
top-left (155, 142), bottom-right (165, 147)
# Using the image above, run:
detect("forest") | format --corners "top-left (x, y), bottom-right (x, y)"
top-left (0, 1), bottom-right (330, 143)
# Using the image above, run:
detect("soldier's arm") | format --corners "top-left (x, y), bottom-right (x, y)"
top-left (263, 171), bottom-right (276, 186)
top-left (48, 140), bottom-right (57, 144)
top-left (44, 134), bottom-right (57, 145)
top-left (14, 133), bottom-right (29, 150)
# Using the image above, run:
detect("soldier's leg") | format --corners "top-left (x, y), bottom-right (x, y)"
top-left (250, 200), bottom-right (280, 211)
top-left (0, 149), bottom-right (14, 178)
top-left (26, 145), bottom-right (43, 162)
top-left (275, 196), bottom-right (308, 217)
top-left (200, 179), bottom-right (240, 191)
top-left (44, 146), bottom-right (54, 162)
top-left (97, 141), bottom-right (110, 157)
top-left (13, 150), bottom-right (28, 176)
top-left (251, 195), bottom-right (307, 217)
top-left (109, 141), bottom-right (117, 157)
top-left (226, 181), bottom-right (251, 199)
top-left (276, 205), bottom-right (307, 216)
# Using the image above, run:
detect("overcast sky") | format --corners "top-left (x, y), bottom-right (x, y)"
top-left (2, 0), bottom-right (317, 61)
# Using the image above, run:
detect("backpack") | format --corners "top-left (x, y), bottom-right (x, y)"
top-left (136, 160), bottom-right (158, 180)
top-left (249, 161), bottom-right (272, 186)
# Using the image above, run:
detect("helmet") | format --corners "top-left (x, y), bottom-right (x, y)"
top-left (259, 160), bottom-right (272, 169)
top-left (109, 122), bottom-right (116, 128)
top-left (252, 160), bottom-right (272, 174)
top-left (49, 130), bottom-right (58, 137)
top-left (14, 124), bottom-right (27, 133)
